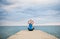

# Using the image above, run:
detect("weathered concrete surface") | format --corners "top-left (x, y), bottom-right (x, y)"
top-left (7, 30), bottom-right (58, 39)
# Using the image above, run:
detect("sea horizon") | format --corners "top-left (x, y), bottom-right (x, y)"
top-left (0, 25), bottom-right (60, 39)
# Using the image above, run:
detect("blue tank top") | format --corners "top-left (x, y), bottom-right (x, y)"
top-left (28, 23), bottom-right (33, 29)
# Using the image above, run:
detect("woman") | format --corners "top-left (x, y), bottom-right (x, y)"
top-left (28, 19), bottom-right (34, 31)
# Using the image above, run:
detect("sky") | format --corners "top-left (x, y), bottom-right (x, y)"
top-left (0, 0), bottom-right (60, 26)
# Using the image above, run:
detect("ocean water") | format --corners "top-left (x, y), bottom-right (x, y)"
top-left (0, 25), bottom-right (60, 39)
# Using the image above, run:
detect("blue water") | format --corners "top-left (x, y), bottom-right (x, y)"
top-left (0, 26), bottom-right (60, 39)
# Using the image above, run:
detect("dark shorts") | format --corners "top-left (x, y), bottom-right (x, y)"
top-left (28, 28), bottom-right (34, 31)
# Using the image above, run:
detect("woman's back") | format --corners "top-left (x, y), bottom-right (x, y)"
top-left (28, 19), bottom-right (34, 31)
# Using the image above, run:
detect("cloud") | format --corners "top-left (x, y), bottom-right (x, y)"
top-left (0, 0), bottom-right (60, 26)
top-left (1, 20), bottom-right (60, 26)
top-left (0, 0), bottom-right (12, 5)
top-left (0, 18), bottom-right (29, 26)
top-left (0, 8), bottom-right (8, 20)
top-left (2, 0), bottom-right (59, 11)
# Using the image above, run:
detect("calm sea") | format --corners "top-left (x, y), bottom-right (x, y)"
top-left (0, 25), bottom-right (60, 39)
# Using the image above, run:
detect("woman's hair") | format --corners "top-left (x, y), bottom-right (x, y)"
top-left (28, 19), bottom-right (34, 24)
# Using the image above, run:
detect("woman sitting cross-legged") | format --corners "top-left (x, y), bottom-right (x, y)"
top-left (28, 19), bottom-right (34, 31)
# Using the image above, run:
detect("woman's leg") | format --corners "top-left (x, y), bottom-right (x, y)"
top-left (28, 27), bottom-right (34, 31)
